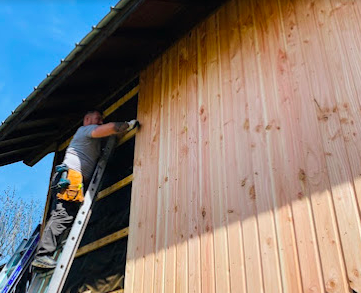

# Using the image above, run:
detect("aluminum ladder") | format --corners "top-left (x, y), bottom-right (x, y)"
top-left (27, 136), bottom-right (118, 293)
top-left (0, 226), bottom-right (40, 293)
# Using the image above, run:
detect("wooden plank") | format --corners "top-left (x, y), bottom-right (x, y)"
top-left (153, 46), bottom-right (170, 293)
top-left (206, 13), bottom-right (231, 293)
top-left (196, 21), bottom-right (216, 293)
top-left (164, 44), bottom-right (178, 293)
top-left (0, 145), bottom-right (42, 159)
top-left (124, 66), bottom-right (150, 293)
top-left (218, 2), bottom-right (254, 292)
top-left (133, 63), bottom-right (154, 293)
top-left (252, 1), bottom-right (304, 291)
top-left (292, 0), bottom-right (361, 291)
top-left (327, 0), bottom-right (361, 227)
top-left (255, 0), bottom-right (326, 292)
top-left (103, 85), bottom-right (139, 117)
top-left (228, 0), bottom-right (266, 290)
top-left (237, 0), bottom-right (284, 292)
top-left (117, 127), bottom-right (138, 146)
top-left (312, 0), bottom-right (361, 290)
top-left (75, 227), bottom-right (129, 258)
top-left (175, 35), bottom-right (189, 293)
top-left (186, 26), bottom-right (202, 293)
top-left (108, 290), bottom-right (124, 293)
top-left (58, 136), bottom-right (73, 152)
top-left (15, 117), bottom-right (59, 130)
top-left (96, 174), bottom-right (134, 201)
top-left (279, 0), bottom-right (351, 291)
top-left (142, 57), bottom-right (162, 293)
top-left (58, 85), bottom-right (139, 151)
top-left (0, 131), bottom-right (57, 148)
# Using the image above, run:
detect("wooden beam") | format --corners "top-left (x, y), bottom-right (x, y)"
top-left (0, 145), bottom-right (42, 160)
top-left (103, 86), bottom-right (139, 117)
top-left (58, 137), bottom-right (73, 152)
top-left (0, 154), bottom-right (29, 167)
top-left (84, 290), bottom-right (124, 293)
top-left (0, 131), bottom-right (57, 148)
top-left (83, 289), bottom-right (124, 293)
top-left (97, 174), bottom-right (134, 201)
top-left (15, 118), bottom-right (59, 130)
top-left (23, 142), bottom-right (57, 166)
top-left (118, 127), bottom-right (138, 146)
top-left (75, 227), bottom-right (129, 258)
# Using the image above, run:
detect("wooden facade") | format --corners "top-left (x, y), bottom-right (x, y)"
top-left (125, 0), bottom-right (361, 292)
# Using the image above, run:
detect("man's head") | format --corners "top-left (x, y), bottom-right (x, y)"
top-left (83, 110), bottom-right (103, 126)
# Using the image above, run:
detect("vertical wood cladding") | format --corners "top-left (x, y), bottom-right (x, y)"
top-left (126, 0), bottom-right (361, 292)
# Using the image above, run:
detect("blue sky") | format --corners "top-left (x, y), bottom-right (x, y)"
top-left (0, 1), bottom-right (115, 214)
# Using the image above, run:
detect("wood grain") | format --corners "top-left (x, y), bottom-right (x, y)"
top-left (125, 0), bottom-right (361, 292)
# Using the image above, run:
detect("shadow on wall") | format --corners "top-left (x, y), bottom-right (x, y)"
top-left (125, 0), bottom-right (361, 292)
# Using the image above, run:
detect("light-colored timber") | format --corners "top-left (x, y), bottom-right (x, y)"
top-left (97, 174), bottom-right (134, 201)
top-left (75, 227), bottom-right (129, 258)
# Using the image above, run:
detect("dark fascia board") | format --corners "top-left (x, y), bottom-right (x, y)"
top-left (0, 0), bottom-right (144, 141)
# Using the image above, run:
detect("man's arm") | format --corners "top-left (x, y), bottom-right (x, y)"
top-left (91, 121), bottom-right (138, 138)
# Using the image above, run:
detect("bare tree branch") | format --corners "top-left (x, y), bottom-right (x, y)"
top-left (0, 187), bottom-right (41, 263)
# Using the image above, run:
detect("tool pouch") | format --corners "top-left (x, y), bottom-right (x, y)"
top-left (51, 164), bottom-right (69, 189)
top-left (56, 169), bottom-right (84, 202)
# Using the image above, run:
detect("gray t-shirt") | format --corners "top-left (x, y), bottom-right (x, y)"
top-left (63, 125), bottom-right (101, 183)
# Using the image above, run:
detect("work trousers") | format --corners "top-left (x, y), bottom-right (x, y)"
top-left (37, 199), bottom-right (80, 256)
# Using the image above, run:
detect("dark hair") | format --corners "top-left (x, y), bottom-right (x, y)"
top-left (85, 109), bottom-right (102, 116)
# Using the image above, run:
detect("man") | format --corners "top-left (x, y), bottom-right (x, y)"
top-left (31, 110), bottom-right (138, 269)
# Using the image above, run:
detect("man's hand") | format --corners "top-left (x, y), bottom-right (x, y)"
top-left (91, 120), bottom-right (139, 138)
top-left (127, 120), bottom-right (139, 131)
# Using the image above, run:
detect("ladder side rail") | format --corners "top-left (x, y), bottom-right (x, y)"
top-left (1, 231), bottom-right (40, 293)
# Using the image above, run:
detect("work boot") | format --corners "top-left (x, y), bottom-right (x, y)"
top-left (31, 255), bottom-right (57, 269)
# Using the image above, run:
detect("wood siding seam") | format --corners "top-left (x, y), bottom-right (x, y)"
top-left (282, 0), bottom-right (350, 292)
top-left (215, 10), bottom-right (232, 292)
top-left (125, 0), bottom-right (361, 291)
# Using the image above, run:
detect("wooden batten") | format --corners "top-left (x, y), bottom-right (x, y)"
top-left (97, 174), bottom-right (134, 201)
top-left (75, 227), bottom-right (129, 258)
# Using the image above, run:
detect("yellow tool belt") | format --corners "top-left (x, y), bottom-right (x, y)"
top-left (56, 169), bottom-right (84, 202)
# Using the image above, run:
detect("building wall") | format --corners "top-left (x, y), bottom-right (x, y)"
top-left (125, 0), bottom-right (361, 292)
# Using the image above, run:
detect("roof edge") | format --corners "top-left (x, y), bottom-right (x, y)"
top-left (0, 0), bottom-right (144, 140)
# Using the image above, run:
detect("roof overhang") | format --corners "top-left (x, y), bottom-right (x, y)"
top-left (0, 0), bottom-right (225, 167)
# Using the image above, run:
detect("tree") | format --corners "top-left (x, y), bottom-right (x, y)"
top-left (0, 187), bottom-right (41, 264)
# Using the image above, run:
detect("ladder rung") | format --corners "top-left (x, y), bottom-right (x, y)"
top-left (97, 174), bottom-right (133, 201)
top-left (75, 227), bottom-right (129, 258)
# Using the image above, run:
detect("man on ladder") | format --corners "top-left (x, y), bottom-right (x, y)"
top-left (31, 110), bottom-right (138, 269)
